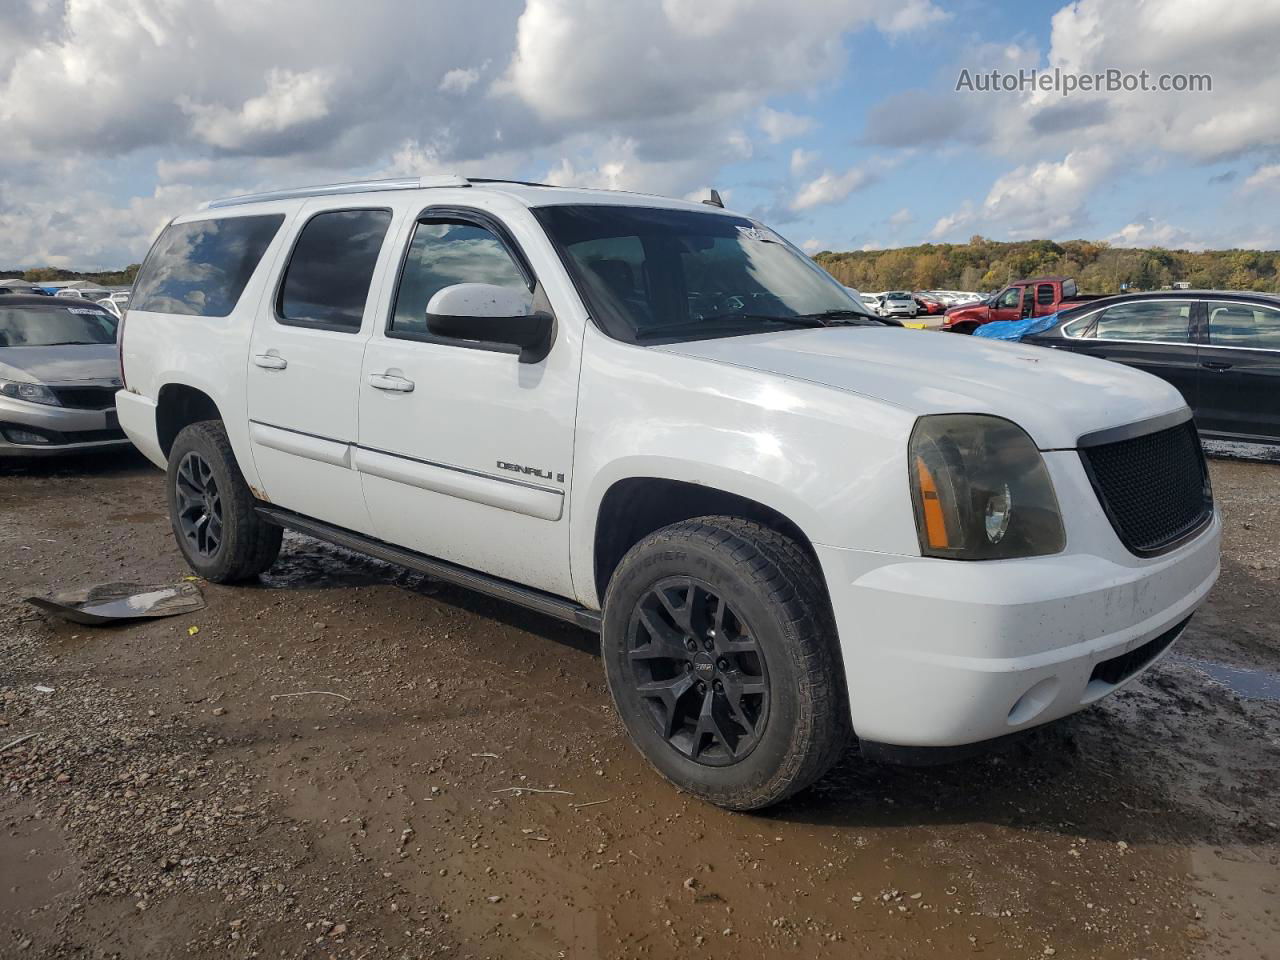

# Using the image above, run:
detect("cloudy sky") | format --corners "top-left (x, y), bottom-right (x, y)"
top-left (2, 0), bottom-right (1277, 269)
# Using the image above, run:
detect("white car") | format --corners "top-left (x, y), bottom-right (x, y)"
top-left (878, 291), bottom-right (918, 318)
top-left (859, 291), bottom-right (884, 314)
top-left (117, 176), bottom-right (1220, 810)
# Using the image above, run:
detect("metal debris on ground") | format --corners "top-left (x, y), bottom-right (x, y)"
top-left (24, 581), bottom-right (206, 625)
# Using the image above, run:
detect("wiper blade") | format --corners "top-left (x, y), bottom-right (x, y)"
top-left (641, 313), bottom-right (829, 338)
top-left (795, 309), bottom-right (881, 324)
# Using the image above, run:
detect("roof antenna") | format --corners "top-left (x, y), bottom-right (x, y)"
top-left (702, 189), bottom-right (724, 208)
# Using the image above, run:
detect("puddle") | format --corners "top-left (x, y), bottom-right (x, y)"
top-left (256, 531), bottom-right (436, 594)
top-left (1174, 655), bottom-right (1280, 702)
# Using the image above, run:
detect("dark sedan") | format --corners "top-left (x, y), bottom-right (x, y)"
top-left (1025, 290), bottom-right (1280, 444)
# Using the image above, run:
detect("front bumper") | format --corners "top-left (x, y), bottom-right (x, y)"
top-left (816, 495), bottom-right (1221, 750)
top-left (0, 394), bottom-right (131, 457)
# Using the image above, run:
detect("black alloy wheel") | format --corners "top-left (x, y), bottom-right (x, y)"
top-left (626, 577), bottom-right (770, 766)
top-left (174, 451), bottom-right (223, 558)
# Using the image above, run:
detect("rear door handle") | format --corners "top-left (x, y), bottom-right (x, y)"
top-left (253, 354), bottom-right (288, 370)
top-left (1200, 360), bottom-right (1233, 371)
top-left (368, 373), bottom-right (415, 393)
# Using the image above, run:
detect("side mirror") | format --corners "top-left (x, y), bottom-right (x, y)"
top-left (425, 283), bottom-right (553, 363)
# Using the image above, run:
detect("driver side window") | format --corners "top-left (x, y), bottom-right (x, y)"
top-left (389, 220), bottom-right (527, 338)
top-left (995, 287), bottom-right (1020, 309)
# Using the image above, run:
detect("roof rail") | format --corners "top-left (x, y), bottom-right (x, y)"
top-left (201, 175), bottom-right (470, 210)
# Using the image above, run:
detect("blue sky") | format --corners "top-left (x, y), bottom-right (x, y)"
top-left (2, 0), bottom-right (1277, 268)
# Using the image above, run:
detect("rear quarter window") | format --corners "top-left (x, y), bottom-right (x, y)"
top-left (131, 214), bottom-right (284, 317)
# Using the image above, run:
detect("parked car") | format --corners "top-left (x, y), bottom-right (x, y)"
top-left (943, 276), bottom-right (1104, 334)
top-left (878, 291), bottom-right (918, 319)
top-left (97, 298), bottom-right (123, 319)
top-left (860, 292), bottom-right (885, 314)
top-left (913, 292), bottom-right (945, 316)
top-left (1022, 291), bottom-right (1280, 445)
top-left (117, 176), bottom-right (1219, 810)
top-left (0, 295), bottom-right (130, 456)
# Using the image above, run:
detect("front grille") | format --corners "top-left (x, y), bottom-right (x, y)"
top-left (1090, 615), bottom-right (1191, 686)
top-left (50, 385), bottom-right (117, 410)
top-left (1079, 419), bottom-right (1212, 556)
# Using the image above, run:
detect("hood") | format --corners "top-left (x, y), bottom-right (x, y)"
top-left (0, 344), bottom-right (122, 386)
top-left (655, 327), bottom-right (1186, 450)
top-left (944, 302), bottom-right (987, 321)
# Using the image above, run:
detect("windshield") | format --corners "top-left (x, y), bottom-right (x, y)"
top-left (0, 303), bottom-right (118, 347)
top-left (885, 292), bottom-right (913, 301)
top-left (534, 204), bottom-right (876, 342)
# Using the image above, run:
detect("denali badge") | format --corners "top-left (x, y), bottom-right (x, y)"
top-left (497, 461), bottom-right (564, 484)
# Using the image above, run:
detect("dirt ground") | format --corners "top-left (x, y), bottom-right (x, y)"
top-left (2, 450), bottom-right (1278, 960)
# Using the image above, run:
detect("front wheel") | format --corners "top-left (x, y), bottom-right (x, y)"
top-left (166, 420), bottom-right (282, 583)
top-left (602, 517), bottom-right (849, 810)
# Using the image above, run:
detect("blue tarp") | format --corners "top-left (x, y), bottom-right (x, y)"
top-left (973, 311), bottom-right (1060, 341)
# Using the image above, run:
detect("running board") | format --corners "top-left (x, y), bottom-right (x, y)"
top-left (255, 505), bottom-right (602, 632)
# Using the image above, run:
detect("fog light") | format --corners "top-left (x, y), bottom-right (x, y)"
top-left (4, 428), bottom-right (50, 444)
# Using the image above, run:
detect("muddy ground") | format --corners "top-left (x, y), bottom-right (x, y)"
top-left (1, 451), bottom-right (1278, 960)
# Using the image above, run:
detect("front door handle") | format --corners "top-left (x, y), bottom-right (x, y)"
top-left (1200, 360), bottom-right (1233, 371)
top-left (253, 354), bottom-right (288, 371)
top-left (368, 373), bottom-right (415, 393)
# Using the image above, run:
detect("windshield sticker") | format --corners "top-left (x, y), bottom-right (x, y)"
top-left (737, 224), bottom-right (780, 244)
top-left (65, 307), bottom-right (107, 316)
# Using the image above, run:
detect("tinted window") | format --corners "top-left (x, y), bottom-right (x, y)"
top-left (1036, 283), bottom-right (1055, 306)
top-left (132, 215), bottom-right (283, 317)
top-left (0, 303), bottom-right (118, 347)
top-left (1207, 302), bottom-right (1280, 350)
top-left (278, 209), bottom-right (392, 331)
top-left (1093, 300), bottom-right (1192, 342)
top-left (390, 221), bottom-right (527, 336)
top-left (536, 204), bottom-right (872, 342)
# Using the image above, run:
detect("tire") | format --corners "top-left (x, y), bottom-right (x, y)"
top-left (166, 420), bottom-right (282, 583)
top-left (602, 516), bottom-right (850, 810)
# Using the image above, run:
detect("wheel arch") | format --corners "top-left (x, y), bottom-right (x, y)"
top-left (590, 474), bottom-right (826, 611)
top-left (156, 383), bottom-right (224, 459)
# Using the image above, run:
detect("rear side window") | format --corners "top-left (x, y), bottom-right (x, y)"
top-left (1207, 302), bottom-right (1280, 350)
top-left (1036, 283), bottom-right (1055, 306)
top-left (277, 209), bottom-right (393, 332)
top-left (1093, 300), bottom-right (1192, 342)
top-left (131, 214), bottom-right (284, 317)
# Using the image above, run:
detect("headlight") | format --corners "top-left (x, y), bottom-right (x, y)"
top-left (909, 414), bottom-right (1065, 560)
top-left (0, 379), bottom-right (61, 406)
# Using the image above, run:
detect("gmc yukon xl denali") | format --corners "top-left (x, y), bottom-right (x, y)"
top-left (117, 177), bottom-right (1221, 810)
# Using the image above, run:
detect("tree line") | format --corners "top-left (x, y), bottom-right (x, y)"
top-left (813, 237), bottom-right (1280, 294)
top-left (1, 265), bottom-right (141, 286)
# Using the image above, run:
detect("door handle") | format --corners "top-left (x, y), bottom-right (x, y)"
top-left (253, 354), bottom-right (288, 370)
top-left (368, 373), bottom-right (415, 393)
top-left (1200, 360), bottom-right (1233, 371)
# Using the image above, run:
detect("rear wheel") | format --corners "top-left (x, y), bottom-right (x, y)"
top-left (166, 420), bottom-right (281, 582)
top-left (602, 517), bottom-right (849, 810)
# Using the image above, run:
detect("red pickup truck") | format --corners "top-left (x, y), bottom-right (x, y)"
top-left (942, 276), bottom-right (1104, 334)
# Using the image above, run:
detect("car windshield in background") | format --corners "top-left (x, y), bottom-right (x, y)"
top-left (0, 303), bottom-right (118, 347)
top-left (534, 205), bottom-right (876, 342)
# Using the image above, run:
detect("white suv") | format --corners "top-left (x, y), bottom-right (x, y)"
top-left (117, 176), bottom-right (1220, 810)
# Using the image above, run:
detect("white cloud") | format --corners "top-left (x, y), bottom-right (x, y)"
top-left (183, 69), bottom-right (334, 152)
top-left (791, 168), bottom-right (872, 211)
top-left (758, 107), bottom-right (815, 144)
top-left (801, 237), bottom-right (825, 254)
top-left (1106, 219), bottom-right (1205, 251)
top-left (790, 147), bottom-right (819, 175)
top-left (1242, 164), bottom-right (1280, 193)
top-left (438, 67), bottom-right (481, 94)
top-left (888, 207), bottom-right (912, 226)
top-left (874, 0), bottom-right (949, 33)
top-left (0, 0), bottom-right (952, 267)
top-left (932, 148), bottom-right (1113, 239)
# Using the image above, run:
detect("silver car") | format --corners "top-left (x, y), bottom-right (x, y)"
top-left (0, 295), bottom-right (131, 456)
top-left (878, 291), bottom-right (918, 318)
